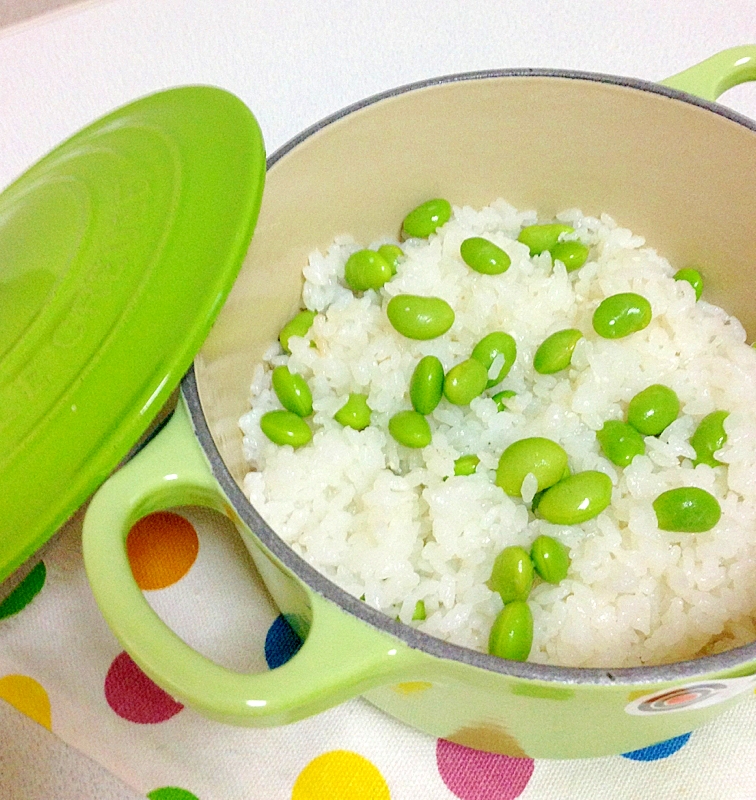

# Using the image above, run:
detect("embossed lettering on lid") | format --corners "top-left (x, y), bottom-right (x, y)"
top-left (0, 86), bottom-right (266, 582)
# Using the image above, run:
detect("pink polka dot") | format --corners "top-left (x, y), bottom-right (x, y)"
top-left (105, 652), bottom-right (183, 724)
top-left (436, 739), bottom-right (534, 800)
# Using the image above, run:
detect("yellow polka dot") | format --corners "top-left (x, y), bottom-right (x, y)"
top-left (127, 511), bottom-right (199, 590)
top-left (292, 750), bottom-right (390, 800)
top-left (0, 674), bottom-right (51, 730)
top-left (392, 681), bottom-right (432, 695)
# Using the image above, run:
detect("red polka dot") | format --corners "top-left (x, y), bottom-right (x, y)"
top-left (105, 652), bottom-right (183, 724)
top-left (436, 739), bottom-right (534, 800)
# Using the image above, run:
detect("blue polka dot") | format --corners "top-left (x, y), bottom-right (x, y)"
top-left (621, 732), bottom-right (691, 761)
top-left (264, 614), bottom-right (303, 669)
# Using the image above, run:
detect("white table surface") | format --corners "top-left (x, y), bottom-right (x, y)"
top-left (1, 2), bottom-right (756, 797)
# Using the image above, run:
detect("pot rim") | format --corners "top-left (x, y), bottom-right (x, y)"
top-left (186, 66), bottom-right (756, 686)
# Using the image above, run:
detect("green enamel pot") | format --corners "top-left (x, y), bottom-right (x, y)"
top-left (83, 47), bottom-right (756, 758)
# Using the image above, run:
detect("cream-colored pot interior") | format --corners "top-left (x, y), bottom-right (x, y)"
top-left (196, 73), bottom-right (756, 492)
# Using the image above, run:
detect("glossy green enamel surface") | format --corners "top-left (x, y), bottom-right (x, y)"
top-left (0, 87), bottom-right (265, 584)
top-left (660, 45), bottom-right (756, 101)
top-left (83, 400), bottom-right (422, 727)
top-left (84, 398), bottom-right (756, 758)
top-left (80, 48), bottom-right (756, 759)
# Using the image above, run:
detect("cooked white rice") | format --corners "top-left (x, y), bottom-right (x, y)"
top-left (239, 199), bottom-right (756, 668)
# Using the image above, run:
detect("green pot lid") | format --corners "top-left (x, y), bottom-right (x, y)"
top-left (0, 86), bottom-right (266, 582)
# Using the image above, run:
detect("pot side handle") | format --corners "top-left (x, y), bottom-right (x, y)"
top-left (660, 45), bottom-right (756, 101)
top-left (82, 397), bottom-right (414, 727)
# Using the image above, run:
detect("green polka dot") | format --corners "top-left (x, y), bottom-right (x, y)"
top-left (147, 788), bottom-right (200, 800)
top-left (0, 561), bottom-right (46, 620)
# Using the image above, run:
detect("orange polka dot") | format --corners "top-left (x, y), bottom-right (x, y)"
top-left (0, 674), bottom-right (52, 730)
top-left (292, 750), bottom-right (390, 800)
top-left (127, 511), bottom-right (199, 590)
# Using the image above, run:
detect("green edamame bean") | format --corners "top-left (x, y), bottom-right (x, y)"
top-left (471, 331), bottom-right (517, 388)
top-left (377, 244), bottom-right (403, 275)
top-left (460, 237), bottom-right (512, 275)
top-left (401, 198), bottom-right (452, 239)
top-left (592, 293), bottom-right (652, 339)
top-left (489, 546), bottom-right (534, 604)
top-left (389, 410), bottom-right (432, 448)
top-left (386, 294), bottom-right (455, 340)
top-left (596, 420), bottom-right (646, 467)
top-left (279, 309), bottom-right (316, 353)
top-left (271, 366), bottom-right (313, 417)
top-left (454, 454), bottom-right (480, 476)
top-left (536, 471), bottom-right (612, 525)
top-left (551, 240), bottom-right (590, 272)
top-left (533, 328), bottom-right (583, 374)
top-left (627, 384), bottom-right (679, 436)
top-left (410, 355), bottom-right (444, 414)
top-left (260, 410), bottom-right (312, 448)
top-left (493, 389), bottom-right (516, 412)
top-left (495, 437), bottom-right (569, 497)
top-left (334, 393), bottom-right (372, 430)
top-left (488, 600), bottom-right (533, 662)
top-left (691, 410), bottom-right (729, 467)
top-left (653, 487), bottom-right (721, 532)
top-left (344, 249), bottom-right (393, 292)
top-left (443, 358), bottom-right (489, 405)
top-left (530, 463), bottom-right (572, 512)
top-left (674, 268), bottom-right (703, 300)
top-left (412, 600), bottom-right (426, 621)
top-left (530, 535), bottom-right (571, 584)
top-left (517, 223), bottom-right (574, 256)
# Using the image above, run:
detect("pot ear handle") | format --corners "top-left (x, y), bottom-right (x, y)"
top-left (82, 396), bottom-right (415, 725)
top-left (660, 45), bottom-right (756, 102)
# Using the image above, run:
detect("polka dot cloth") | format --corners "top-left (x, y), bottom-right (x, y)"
top-left (0, 507), bottom-right (749, 800)
top-left (105, 651), bottom-right (184, 724)
top-left (621, 732), bottom-right (692, 762)
top-left (292, 750), bottom-right (390, 800)
top-left (147, 788), bottom-right (200, 800)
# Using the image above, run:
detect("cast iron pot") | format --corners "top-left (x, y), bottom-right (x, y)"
top-left (83, 47), bottom-right (756, 758)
